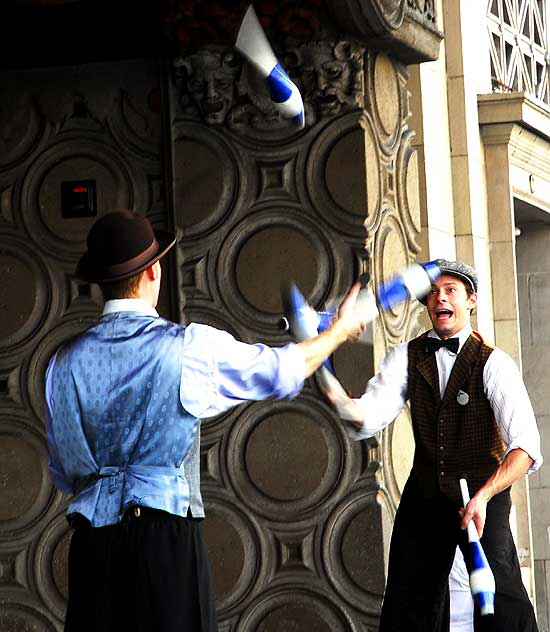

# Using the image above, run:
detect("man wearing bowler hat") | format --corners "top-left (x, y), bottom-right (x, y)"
top-left (45, 210), bottom-right (367, 632)
top-left (332, 259), bottom-right (542, 631)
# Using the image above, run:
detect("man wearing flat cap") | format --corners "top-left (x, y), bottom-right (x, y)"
top-left (45, 210), bottom-right (368, 632)
top-left (333, 259), bottom-right (542, 631)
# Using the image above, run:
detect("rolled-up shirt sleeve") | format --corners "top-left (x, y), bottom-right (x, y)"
top-left (180, 323), bottom-right (305, 419)
top-left (484, 348), bottom-right (543, 472)
top-left (346, 342), bottom-right (409, 441)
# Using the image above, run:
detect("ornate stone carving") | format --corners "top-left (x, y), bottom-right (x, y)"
top-left (407, 0), bottom-right (436, 26)
top-left (174, 50), bottom-right (241, 126)
top-left (174, 40), bottom-right (365, 130)
top-left (328, 0), bottom-right (441, 63)
top-left (289, 40), bottom-right (365, 124)
top-left (361, 0), bottom-right (406, 32)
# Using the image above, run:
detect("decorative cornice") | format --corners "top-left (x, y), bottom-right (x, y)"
top-left (479, 95), bottom-right (550, 203)
top-left (327, 0), bottom-right (442, 64)
top-left (478, 93), bottom-right (550, 143)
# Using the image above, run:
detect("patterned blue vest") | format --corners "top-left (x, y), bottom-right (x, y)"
top-left (50, 312), bottom-right (203, 527)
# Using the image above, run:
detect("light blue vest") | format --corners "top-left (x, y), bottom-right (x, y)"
top-left (50, 312), bottom-right (203, 527)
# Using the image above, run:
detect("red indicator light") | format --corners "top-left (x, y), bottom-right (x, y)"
top-left (73, 187), bottom-right (86, 193)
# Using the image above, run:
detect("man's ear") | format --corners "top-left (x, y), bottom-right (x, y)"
top-left (144, 263), bottom-right (158, 281)
top-left (468, 292), bottom-right (477, 312)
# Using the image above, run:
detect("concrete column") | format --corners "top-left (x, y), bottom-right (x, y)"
top-left (480, 120), bottom-right (537, 604)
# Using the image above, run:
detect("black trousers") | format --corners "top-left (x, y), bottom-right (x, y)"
top-left (65, 508), bottom-right (218, 632)
top-left (379, 474), bottom-right (538, 632)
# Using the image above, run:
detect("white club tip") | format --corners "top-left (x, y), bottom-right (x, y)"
top-left (235, 4), bottom-right (278, 75)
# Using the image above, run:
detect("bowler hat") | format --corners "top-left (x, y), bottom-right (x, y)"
top-left (76, 210), bottom-right (176, 283)
top-left (419, 259), bottom-right (478, 304)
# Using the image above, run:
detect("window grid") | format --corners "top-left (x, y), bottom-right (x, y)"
top-left (487, 0), bottom-right (550, 108)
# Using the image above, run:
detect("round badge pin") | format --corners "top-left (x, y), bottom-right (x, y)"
top-left (457, 390), bottom-right (469, 406)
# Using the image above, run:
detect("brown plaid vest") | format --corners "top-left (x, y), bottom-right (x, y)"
top-left (407, 331), bottom-right (506, 505)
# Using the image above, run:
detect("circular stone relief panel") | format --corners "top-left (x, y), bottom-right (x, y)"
top-left (304, 112), bottom-right (379, 238)
top-left (0, 413), bottom-right (56, 542)
top-left (396, 130), bottom-right (422, 250)
top-left (321, 488), bottom-right (389, 614)
top-left (33, 511), bottom-right (71, 620)
top-left (173, 123), bottom-right (238, 239)
top-left (218, 208), bottom-right (338, 334)
top-left (237, 585), bottom-right (353, 632)
top-left (372, 212), bottom-right (411, 335)
top-left (368, 52), bottom-right (403, 155)
top-left (200, 492), bottom-right (264, 616)
top-left (0, 228), bottom-right (57, 370)
top-left (362, 113), bottom-right (384, 235)
top-left (0, 93), bottom-right (45, 172)
top-left (225, 396), bottom-right (350, 522)
top-left (18, 137), bottom-right (144, 267)
top-left (0, 598), bottom-right (58, 632)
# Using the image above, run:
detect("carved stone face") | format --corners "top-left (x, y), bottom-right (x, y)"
top-left (182, 50), bottom-right (239, 125)
top-left (297, 41), bottom-right (358, 117)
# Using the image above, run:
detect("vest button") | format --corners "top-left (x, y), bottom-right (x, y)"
top-left (439, 419), bottom-right (444, 423)
top-left (440, 471), bottom-right (445, 476)
top-left (439, 446), bottom-right (444, 450)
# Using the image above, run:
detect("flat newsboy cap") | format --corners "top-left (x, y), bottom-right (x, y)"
top-left (76, 210), bottom-right (176, 284)
top-left (419, 258), bottom-right (478, 304)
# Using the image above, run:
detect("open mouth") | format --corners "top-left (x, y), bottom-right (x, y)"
top-left (203, 100), bottom-right (225, 114)
top-left (434, 309), bottom-right (453, 320)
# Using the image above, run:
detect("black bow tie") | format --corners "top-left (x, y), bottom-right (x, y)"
top-left (425, 337), bottom-right (459, 354)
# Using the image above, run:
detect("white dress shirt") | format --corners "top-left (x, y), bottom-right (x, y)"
top-left (100, 299), bottom-right (306, 418)
top-left (345, 325), bottom-right (542, 472)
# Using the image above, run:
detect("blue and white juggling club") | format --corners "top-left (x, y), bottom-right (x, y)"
top-left (377, 261), bottom-right (441, 310)
top-left (459, 478), bottom-right (496, 616)
top-left (235, 4), bottom-right (305, 128)
top-left (280, 261), bottom-right (441, 421)
top-left (280, 282), bottom-right (369, 422)
top-left (280, 283), bottom-right (338, 373)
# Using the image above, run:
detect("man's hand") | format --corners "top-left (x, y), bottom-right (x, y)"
top-left (298, 283), bottom-right (369, 378)
top-left (335, 282), bottom-right (367, 342)
top-left (458, 449), bottom-right (534, 538)
top-left (459, 490), bottom-right (490, 537)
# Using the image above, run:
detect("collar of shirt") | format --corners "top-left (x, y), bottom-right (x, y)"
top-left (427, 324), bottom-right (472, 355)
top-left (101, 298), bottom-right (159, 318)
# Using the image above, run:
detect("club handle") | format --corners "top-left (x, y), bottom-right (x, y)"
top-left (459, 477), bottom-right (470, 505)
top-left (459, 477), bottom-right (481, 542)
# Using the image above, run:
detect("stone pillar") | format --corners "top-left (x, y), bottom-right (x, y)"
top-left (478, 96), bottom-right (550, 604)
